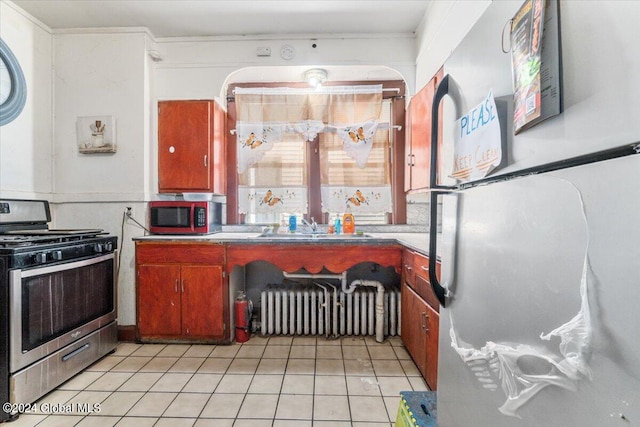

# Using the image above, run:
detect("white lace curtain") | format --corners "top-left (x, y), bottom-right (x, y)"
top-left (236, 85), bottom-right (392, 218)
top-left (235, 85), bottom-right (383, 173)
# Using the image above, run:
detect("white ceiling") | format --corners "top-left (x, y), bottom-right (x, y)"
top-left (12, 0), bottom-right (430, 38)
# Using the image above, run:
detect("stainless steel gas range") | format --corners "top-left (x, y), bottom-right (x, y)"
top-left (0, 199), bottom-right (118, 422)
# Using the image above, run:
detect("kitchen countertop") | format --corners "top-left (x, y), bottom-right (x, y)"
top-left (134, 231), bottom-right (432, 256)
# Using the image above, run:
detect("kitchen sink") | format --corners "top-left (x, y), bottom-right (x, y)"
top-left (257, 232), bottom-right (372, 239)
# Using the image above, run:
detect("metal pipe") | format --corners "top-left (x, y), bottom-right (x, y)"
top-left (283, 271), bottom-right (347, 290)
top-left (312, 281), bottom-right (331, 338)
top-left (349, 279), bottom-right (386, 343)
top-left (261, 290), bottom-right (267, 335)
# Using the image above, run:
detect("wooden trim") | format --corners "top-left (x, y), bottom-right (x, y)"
top-left (227, 243), bottom-right (402, 274)
top-left (226, 99), bottom-right (239, 224)
top-left (135, 241), bottom-right (225, 264)
top-left (307, 138), bottom-right (322, 222)
top-left (225, 80), bottom-right (407, 224)
top-left (117, 325), bottom-right (137, 342)
top-left (391, 94), bottom-right (407, 223)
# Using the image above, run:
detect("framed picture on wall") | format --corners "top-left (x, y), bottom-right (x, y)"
top-left (76, 115), bottom-right (117, 153)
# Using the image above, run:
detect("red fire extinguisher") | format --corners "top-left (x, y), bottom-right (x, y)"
top-left (235, 291), bottom-right (252, 343)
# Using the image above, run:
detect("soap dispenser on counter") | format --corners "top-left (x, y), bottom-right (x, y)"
top-left (342, 212), bottom-right (355, 234)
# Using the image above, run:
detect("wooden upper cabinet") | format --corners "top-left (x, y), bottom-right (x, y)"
top-left (158, 100), bottom-right (227, 194)
top-left (405, 68), bottom-right (444, 191)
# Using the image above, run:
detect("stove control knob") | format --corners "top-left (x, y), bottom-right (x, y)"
top-left (52, 250), bottom-right (63, 261)
top-left (104, 242), bottom-right (113, 252)
top-left (35, 252), bottom-right (48, 263)
top-left (94, 243), bottom-right (103, 253)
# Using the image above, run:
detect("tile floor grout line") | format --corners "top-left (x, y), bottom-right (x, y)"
top-left (20, 337), bottom-right (419, 426)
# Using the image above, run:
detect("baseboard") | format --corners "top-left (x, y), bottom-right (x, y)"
top-left (117, 325), bottom-right (137, 342)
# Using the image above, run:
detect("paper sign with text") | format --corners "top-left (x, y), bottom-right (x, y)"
top-left (451, 91), bottom-right (502, 182)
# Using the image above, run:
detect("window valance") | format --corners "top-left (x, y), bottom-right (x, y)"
top-left (235, 85), bottom-right (383, 173)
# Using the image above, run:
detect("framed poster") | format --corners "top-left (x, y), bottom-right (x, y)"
top-left (511, 0), bottom-right (562, 133)
top-left (76, 116), bottom-right (116, 153)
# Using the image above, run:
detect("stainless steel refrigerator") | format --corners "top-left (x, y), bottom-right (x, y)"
top-left (427, 1), bottom-right (640, 425)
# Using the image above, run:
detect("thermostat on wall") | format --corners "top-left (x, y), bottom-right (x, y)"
top-left (256, 47), bottom-right (271, 57)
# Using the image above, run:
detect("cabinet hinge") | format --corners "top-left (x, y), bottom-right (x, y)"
top-left (222, 270), bottom-right (226, 278)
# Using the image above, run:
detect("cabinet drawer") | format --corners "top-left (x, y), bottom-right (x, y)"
top-left (414, 252), bottom-right (431, 281)
top-left (402, 249), bottom-right (416, 289)
top-left (414, 251), bottom-right (441, 311)
top-left (415, 274), bottom-right (440, 312)
top-left (136, 242), bottom-right (225, 264)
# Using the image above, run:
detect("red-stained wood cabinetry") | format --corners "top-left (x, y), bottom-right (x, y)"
top-left (401, 248), bottom-right (440, 389)
top-left (405, 68), bottom-right (444, 192)
top-left (158, 100), bottom-right (226, 194)
top-left (136, 242), bottom-right (228, 342)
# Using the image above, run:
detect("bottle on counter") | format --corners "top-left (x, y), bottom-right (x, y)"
top-left (289, 215), bottom-right (297, 233)
top-left (342, 212), bottom-right (355, 234)
top-left (334, 214), bottom-right (341, 234)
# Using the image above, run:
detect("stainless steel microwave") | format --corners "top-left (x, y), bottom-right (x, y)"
top-left (149, 201), bottom-right (222, 234)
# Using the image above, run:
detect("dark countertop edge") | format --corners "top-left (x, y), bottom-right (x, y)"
top-left (133, 232), bottom-right (434, 257)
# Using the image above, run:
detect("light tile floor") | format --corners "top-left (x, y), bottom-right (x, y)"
top-left (9, 335), bottom-right (428, 427)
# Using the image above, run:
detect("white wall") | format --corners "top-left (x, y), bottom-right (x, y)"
top-left (0, 1), bottom-right (52, 199)
top-left (414, 0), bottom-right (490, 93)
top-left (50, 29), bottom-right (157, 325)
top-left (155, 34), bottom-right (416, 99)
top-left (53, 30), bottom-right (153, 203)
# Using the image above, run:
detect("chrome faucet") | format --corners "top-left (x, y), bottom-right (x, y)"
top-left (301, 217), bottom-right (317, 232)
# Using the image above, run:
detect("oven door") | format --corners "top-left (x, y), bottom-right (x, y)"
top-left (9, 252), bottom-right (116, 373)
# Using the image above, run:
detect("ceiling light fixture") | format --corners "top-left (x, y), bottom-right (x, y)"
top-left (304, 68), bottom-right (328, 89)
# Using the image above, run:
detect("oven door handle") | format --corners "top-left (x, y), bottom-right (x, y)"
top-left (61, 343), bottom-right (90, 362)
top-left (18, 252), bottom-right (115, 278)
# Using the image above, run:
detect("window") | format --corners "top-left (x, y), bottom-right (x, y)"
top-left (238, 132), bottom-right (307, 224)
top-left (228, 81), bottom-right (405, 225)
top-left (319, 99), bottom-right (392, 225)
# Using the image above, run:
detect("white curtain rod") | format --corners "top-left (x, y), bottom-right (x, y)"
top-left (230, 124), bottom-right (402, 135)
top-left (230, 87), bottom-right (400, 95)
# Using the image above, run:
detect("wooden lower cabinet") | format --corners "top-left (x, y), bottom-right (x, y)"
top-left (136, 242), bottom-right (227, 342)
top-left (402, 282), bottom-right (439, 389)
top-left (181, 265), bottom-right (224, 337)
top-left (137, 264), bottom-right (182, 337)
top-left (401, 248), bottom-right (440, 390)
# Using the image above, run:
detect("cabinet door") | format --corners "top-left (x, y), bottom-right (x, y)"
top-left (406, 68), bottom-right (443, 191)
top-left (408, 78), bottom-right (435, 190)
top-left (401, 282), bottom-right (427, 376)
top-left (211, 100), bottom-right (227, 195)
top-left (181, 265), bottom-right (225, 337)
top-left (404, 101), bottom-right (414, 192)
top-left (138, 264), bottom-right (182, 336)
top-left (425, 303), bottom-right (439, 390)
top-left (158, 100), bottom-right (214, 193)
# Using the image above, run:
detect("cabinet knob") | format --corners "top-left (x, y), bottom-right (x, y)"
top-left (169, 146), bottom-right (175, 153)
top-left (204, 155), bottom-right (208, 167)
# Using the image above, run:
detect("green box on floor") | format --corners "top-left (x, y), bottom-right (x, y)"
top-left (395, 390), bottom-right (437, 427)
